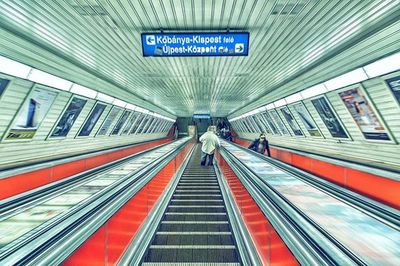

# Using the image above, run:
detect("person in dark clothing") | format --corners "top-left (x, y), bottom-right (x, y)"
top-left (248, 133), bottom-right (271, 157)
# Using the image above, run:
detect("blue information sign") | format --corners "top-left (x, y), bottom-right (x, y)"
top-left (141, 32), bottom-right (249, 57)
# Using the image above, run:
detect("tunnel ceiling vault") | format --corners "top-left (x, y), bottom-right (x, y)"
top-left (0, 1), bottom-right (399, 117)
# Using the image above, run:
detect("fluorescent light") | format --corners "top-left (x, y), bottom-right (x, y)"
top-left (363, 52), bottom-right (400, 78)
top-left (125, 103), bottom-right (136, 110)
top-left (70, 84), bottom-right (98, 98)
top-left (135, 107), bottom-right (145, 113)
top-left (113, 99), bottom-right (127, 108)
top-left (324, 68), bottom-right (368, 91)
top-left (285, 92), bottom-right (303, 104)
top-left (28, 69), bottom-right (72, 91)
top-left (96, 92), bottom-right (114, 103)
top-left (274, 99), bottom-right (287, 108)
top-left (300, 84), bottom-right (327, 99)
top-left (266, 103), bottom-right (275, 110)
top-left (0, 56), bottom-right (32, 79)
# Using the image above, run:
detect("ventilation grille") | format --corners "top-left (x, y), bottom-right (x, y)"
top-left (271, 3), bottom-right (304, 15)
top-left (71, 4), bottom-right (107, 16)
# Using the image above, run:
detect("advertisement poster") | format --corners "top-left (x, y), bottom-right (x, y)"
top-left (261, 112), bottom-right (279, 134)
top-left (311, 97), bottom-right (348, 138)
top-left (292, 102), bottom-right (322, 137)
top-left (121, 112), bottom-right (138, 135)
top-left (339, 87), bottom-right (390, 140)
top-left (0, 78), bottom-right (9, 98)
top-left (130, 113), bottom-right (145, 134)
top-left (97, 107), bottom-right (121, 136)
top-left (270, 110), bottom-right (290, 135)
top-left (5, 87), bottom-right (58, 140)
top-left (137, 115), bottom-right (150, 134)
top-left (50, 97), bottom-right (86, 137)
top-left (111, 110), bottom-right (131, 135)
top-left (78, 103), bottom-right (106, 137)
top-left (385, 76), bottom-right (400, 104)
top-left (254, 113), bottom-right (271, 134)
top-left (280, 106), bottom-right (303, 136)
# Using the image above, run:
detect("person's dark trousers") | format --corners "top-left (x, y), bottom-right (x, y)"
top-left (208, 153), bottom-right (214, 166)
top-left (200, 152), bottom-right (214, 166)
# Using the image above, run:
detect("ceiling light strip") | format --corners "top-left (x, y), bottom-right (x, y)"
top-left (0, 55), bottom-right (175, 122)
top-left (229, 51), bottom-right (400, 121)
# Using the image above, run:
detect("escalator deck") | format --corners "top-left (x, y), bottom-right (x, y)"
top-left (142, 145), bottom-right (242, 265)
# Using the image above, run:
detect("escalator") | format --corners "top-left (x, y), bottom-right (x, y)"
top-left (141, 145), bottom-right (242, 265)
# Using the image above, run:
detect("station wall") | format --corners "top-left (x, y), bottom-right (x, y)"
top-left (0, 74), bottom-right (173, 168)
top-left (231, 70), bottom-right (400, 169)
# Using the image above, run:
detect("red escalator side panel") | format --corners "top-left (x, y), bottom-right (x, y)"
top-left (233, 139), bottom-right (399, 209)
top-left (0, 138), bottom-right (172, 200)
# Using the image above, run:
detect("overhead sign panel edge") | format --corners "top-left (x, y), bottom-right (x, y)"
top-left (141, 32), bottom-right (249, 57)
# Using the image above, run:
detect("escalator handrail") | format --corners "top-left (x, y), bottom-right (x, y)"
top-left (214, 162), bottom-right (262, 265)
top-left (0, 140), bottom-right (178, 219)
top-left (227, 140), bottom-right (400, 228)
top-left (117, 143), bottom-right (196, 265)
top-left (0, 138), bottom-right (192, 265)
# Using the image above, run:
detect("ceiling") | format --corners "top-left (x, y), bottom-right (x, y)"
top-left (0, 0), bottom-right (399, 117)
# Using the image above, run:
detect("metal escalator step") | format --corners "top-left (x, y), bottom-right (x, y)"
top-left (161, 221), bottom-right (228, 224)
top-left (180, 178), bottom-right (217, 181)
top-left (167, 207), bottom-right (225, 213)
top-left (156, 232), bottom-right (232, 235)
top-left (143, 247), bottom-right (240, 263)
top-left (164, 213), bottom-right (227, 222)
top-left (173, 193), bottom-right (222, 198)
top-left (175, 190), bottom-right (220, 193)
top-left (171, 200), bottom-right (223, 203)
top-left (142, 263), bottom-right (241, 266)
top-left (178, 182), bottom-right (217, 184)
top-left (159, 222), bottom-right (230, 232)
top-left (177, 186), bottom-right (219, 189)
top-left (150, 245), bottom-right (236, 249)
top-left (153, 234), bottom-right (236, 245)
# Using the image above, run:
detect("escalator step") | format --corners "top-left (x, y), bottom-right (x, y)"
top-left (143, 247), bottom-right (239, 263)
top-left (159, 223), bottom-right (230, 232)
top-left (173, 195), bottom-right (222, 198)
top-left (156, 232), bottom-right (232, 235)
top-left (153, 233), bottom-right (235, 245)
top-left (164, 213), bottom-right (227, 222)
top-left (175, 190), bottom-right (221, 193)
top-left (142, 263), bottom-right (240, 266)
top-left (167, 206), bottom-right (226, 213)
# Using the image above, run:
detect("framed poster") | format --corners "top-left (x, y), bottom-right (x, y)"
top-left (121, 112), bottom-right (138, 135)
top-left (0, 78), bottom-right (10, 99)
top-left (96, 107), bottom-right (122, 136)
top-left (130, 113), bottom-right (145, 134)
top-left (311, 96), bottom-right (349, 139)
top-left (50, 97), bottom-right (87, 138)
top-left (4, 86), bottom-right (58, 140)
top-left (338, 86), bottom-right (391, 141)
top-left (254, 113), bottom-right (271, 134)
top-left (269, 109), bottom-right (290, 135)
top-left (280, 106), bottom-right (303, 136)
top-left (261, 112), bottom-right (280, 135)
top-left (385, 75), bottom-right (400, 105)
top-left (77, 102), bottom-right (107, 137)
top-left (292, 102), bottom-right (322, 137)
top-left (110, 110), bottom-right (131, 135)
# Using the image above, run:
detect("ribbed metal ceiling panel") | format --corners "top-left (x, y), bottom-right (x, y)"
top-left (0, 0), bottom-right (399, 117)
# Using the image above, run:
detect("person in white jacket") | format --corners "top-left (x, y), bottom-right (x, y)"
top-left (199, 126), bottom-right (221, 166)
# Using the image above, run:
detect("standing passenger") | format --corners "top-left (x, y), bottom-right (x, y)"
top-left (248, 133), bottom-right (271, 157)
top-left (199, 126), bottom-right (220, 166)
